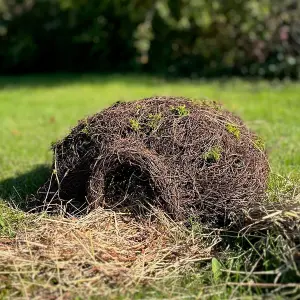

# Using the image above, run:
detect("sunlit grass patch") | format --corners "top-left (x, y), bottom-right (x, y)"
top-left (0, 74), bottom-right (300, 298)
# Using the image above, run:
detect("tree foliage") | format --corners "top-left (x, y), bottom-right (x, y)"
top-left (1, 0), bottom-right (300, 77)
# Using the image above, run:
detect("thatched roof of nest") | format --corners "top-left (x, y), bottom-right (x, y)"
top-left (33, 96), bottom-right (269, 227)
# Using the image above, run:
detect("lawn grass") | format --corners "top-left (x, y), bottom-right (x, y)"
top-left (0, 74), bottom-right (300, 298)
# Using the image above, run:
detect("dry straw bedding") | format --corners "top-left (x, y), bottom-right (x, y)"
top-left (0, 209), bottom-right (216, 299)
top-left (1, 200), bottom-right (300, 299)
top-left (33, 96), bottom-right (269, 227)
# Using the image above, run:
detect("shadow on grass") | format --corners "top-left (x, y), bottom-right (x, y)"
top-left (0, 73), bottom-right (173, 90)
top-left (0, 165), bottom-right (51, 209)
top-left (0, 72), bottom-right (268, 91)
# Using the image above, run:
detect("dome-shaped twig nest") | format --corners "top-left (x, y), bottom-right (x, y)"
top-left (34, 97), bottom-right (269, 227)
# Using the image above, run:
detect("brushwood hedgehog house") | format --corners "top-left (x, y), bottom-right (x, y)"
top-left (34, 96), bottom-right (269, 227)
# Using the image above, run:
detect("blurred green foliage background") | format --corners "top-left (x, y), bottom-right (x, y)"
top-left (1, 0), bottom-right (300, 78)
